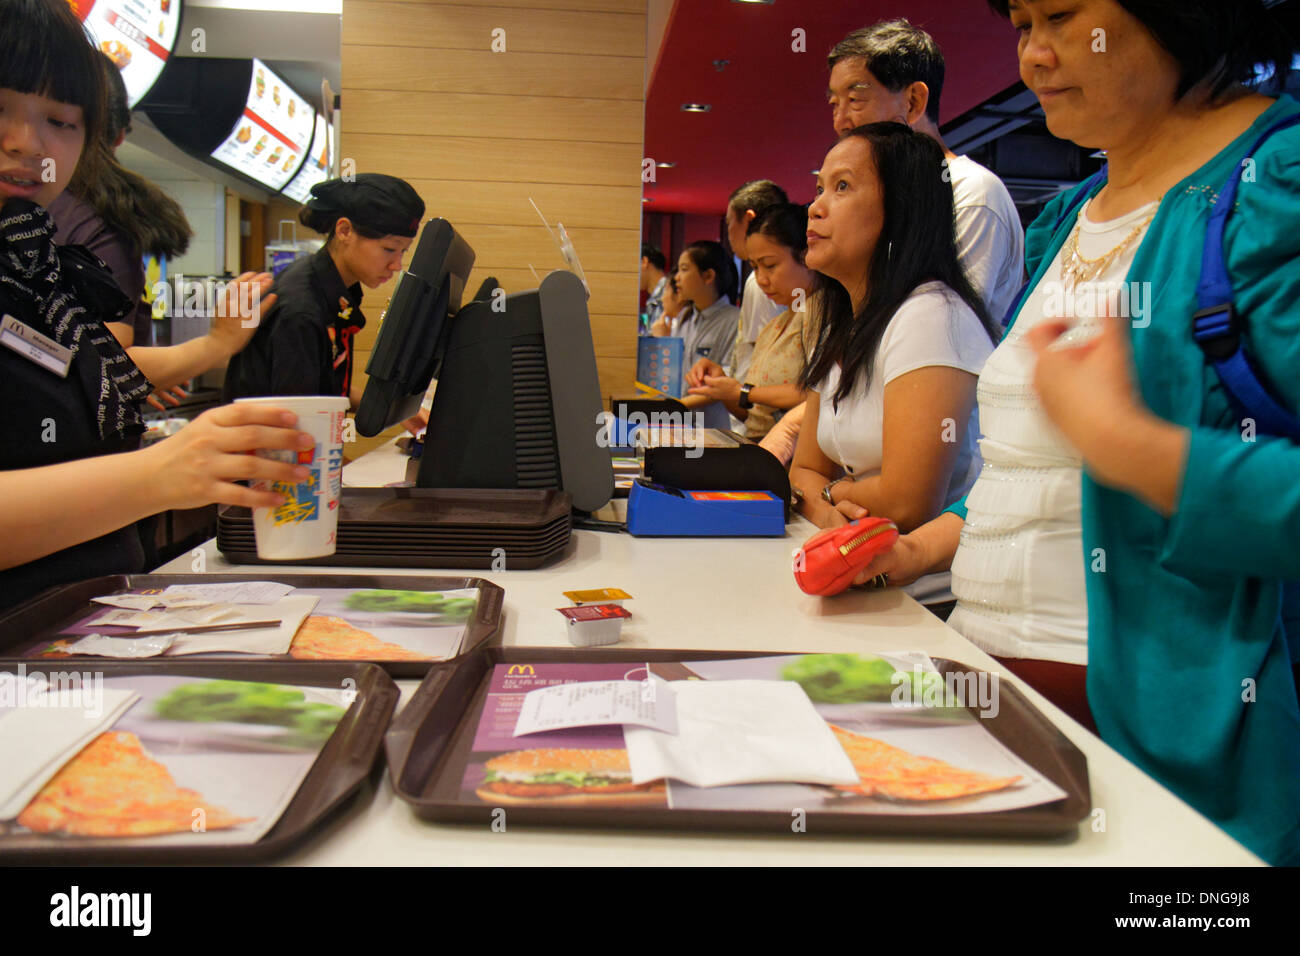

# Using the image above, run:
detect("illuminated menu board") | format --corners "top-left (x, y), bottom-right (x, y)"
top-left (280, 112), bottom-right (332, 205)
top-left (208, 59), bottom-right (314, 192)
top-left (71, 0), bottom-right (183, 108)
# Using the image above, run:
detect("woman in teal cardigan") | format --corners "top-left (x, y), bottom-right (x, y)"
top-left (828, 0), bottom-right (1300, 864)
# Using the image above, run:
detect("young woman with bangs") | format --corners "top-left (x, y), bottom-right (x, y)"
top-left (685, 202), bottom-right (815, 442)
top-left (0, 0), bottom-right (308, 611)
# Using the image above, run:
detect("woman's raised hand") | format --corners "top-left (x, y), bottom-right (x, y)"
top-left (141, 403), bottom-right (311, 512)
top-left (208, 272), bottom-right (279, 357)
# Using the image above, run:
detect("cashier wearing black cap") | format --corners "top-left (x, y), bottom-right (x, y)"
top-left (222, 173), bottom-right (425, 405)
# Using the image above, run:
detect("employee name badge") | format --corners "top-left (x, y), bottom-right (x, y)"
top-left (0, 315), bottom-right (73, 378)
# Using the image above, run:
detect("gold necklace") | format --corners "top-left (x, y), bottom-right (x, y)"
top-left (1060, 203), bottom-right (1158, 291)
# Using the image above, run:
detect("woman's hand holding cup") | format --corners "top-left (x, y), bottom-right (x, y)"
top-left (142, 403), bottom-right (311, 512)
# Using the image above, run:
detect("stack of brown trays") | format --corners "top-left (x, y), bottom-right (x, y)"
top-left (217, 487), bottom-right (572, 569)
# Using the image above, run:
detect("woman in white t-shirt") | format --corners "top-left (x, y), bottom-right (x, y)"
top-left (790, 123), bottom-right (999, 604)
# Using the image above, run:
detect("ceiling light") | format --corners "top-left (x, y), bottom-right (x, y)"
top-left (656, 161), bottom-right (676, 168)
top-left (731, 0), bottom-right (774, 5)
top-left (680, 103), bottom-right (712, 113)
top-left (642, 197), bottom-right (654, 203)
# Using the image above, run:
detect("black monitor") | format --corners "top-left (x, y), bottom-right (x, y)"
top-left (355, 218), bottom-right (476, 438)
top-left (356, 219), bottom-right (614, 513)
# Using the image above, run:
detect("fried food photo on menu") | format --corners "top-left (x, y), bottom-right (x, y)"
top-left (290, 615), bottom-right (431, 661)
top-left (17, 732), bottom-right (252, 837)
top-left (99, 39), bottom-right (130, 69)
top-left (476, 749), bottom-right (666, 806)
top-left (236, 125), bottom-right (251, 143)
top-left (828, 724), bottom-right (1021, 802)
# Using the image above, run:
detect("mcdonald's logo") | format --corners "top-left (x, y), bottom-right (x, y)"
top-left (506, 665), bottom-right (536, 676)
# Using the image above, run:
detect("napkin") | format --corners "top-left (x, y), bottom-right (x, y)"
top-left (624, 680), bottom-right (858, 788)
top-left (0, 685), bottom-right (140, 819)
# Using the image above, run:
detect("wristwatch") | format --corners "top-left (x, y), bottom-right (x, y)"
top-left (738, 383), bottom-right (756, 409)
top-left (821, 477), bottom-right (846, 505)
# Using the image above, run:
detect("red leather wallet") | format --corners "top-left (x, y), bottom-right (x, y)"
top-left (793, 517), bottom-right (899, 596)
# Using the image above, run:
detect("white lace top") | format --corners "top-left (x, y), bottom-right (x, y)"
top-left (947, 198), bottom-right (1159, 663)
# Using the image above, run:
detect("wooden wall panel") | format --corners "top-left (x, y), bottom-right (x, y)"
top-left (342, 45), bottom-right (642, 99)
top-left (368, 0), bottom-right (643, 16)
top-left (344, 91), bottom-right (642, 145)
top-left (346, 1), bottom-right (644, 56)
top-left (353, 269), bottom-right (637, 329)
top-left (389, 180), bottom-right (641, 230)
top-left (345, 134), bottom-right (640, 188)
top-left (342, 0), bottom-right (644, 435)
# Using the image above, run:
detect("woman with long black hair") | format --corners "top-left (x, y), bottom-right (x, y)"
top-left (790, 122), bottom-right (998, 606)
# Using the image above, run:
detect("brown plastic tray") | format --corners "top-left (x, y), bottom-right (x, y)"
top-left (0, 573), bottom-right (505, 678)
top-left (223, 486), bottom-right (572, 528)
top-left (217, 521), bottom-right (572, 550)
top-left (217, 521), bottom-right (573, 542)
top-left (216, 539), bottom-right (572, 569)
top-left (0, 660), bottom-right (398, 863)
top-left (386, 647), bottom-right (1091, 838)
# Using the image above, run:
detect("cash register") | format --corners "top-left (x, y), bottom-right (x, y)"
top-left (217, 218), bottom-right (614, 568)
top-left (624, 426), bottom-right (789, 537)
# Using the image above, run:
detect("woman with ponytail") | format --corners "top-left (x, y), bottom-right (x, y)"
top-left (49, 52), bottom-right (191, 348)
top-left (222, 173), bottom-right (423, 405)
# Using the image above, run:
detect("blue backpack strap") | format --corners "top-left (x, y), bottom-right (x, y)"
top-left (1000, 166), bottom-right (1108, 328)
top-left (1192, 114), bottom-right (1300, 441)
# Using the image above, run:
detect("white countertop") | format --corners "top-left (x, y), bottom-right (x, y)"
top-left (153, 440), bottom-right (1262, 865)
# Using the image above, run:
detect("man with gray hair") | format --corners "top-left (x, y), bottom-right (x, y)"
top-left (826, 19), bottom-right (1025, 323)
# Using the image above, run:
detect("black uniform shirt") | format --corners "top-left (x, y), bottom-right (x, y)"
top-left (0, 285), bottom-right (143, 613)
top-left (222, 245), bottom-right (366, 401)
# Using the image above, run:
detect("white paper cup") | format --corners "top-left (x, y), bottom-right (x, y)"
top-left (235, 396), bottom-right (349, 560)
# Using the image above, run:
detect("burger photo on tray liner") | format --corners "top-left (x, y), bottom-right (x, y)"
top-left (475, 748), bottom-right (666, 807)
